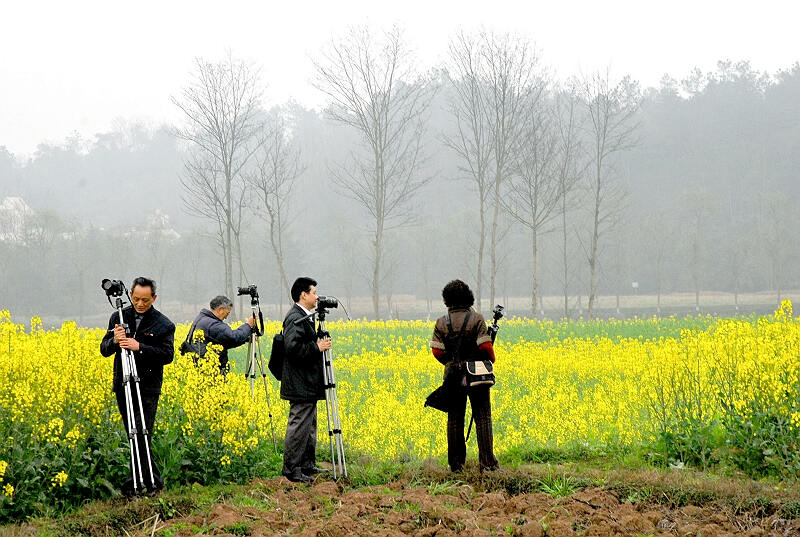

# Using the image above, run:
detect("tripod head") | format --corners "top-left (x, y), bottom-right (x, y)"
top-left (238, 284), bottom-right (264, 336)
top-left (101, 278), bottom-right (130, 310)
top-left (487, 304), bottom-right (504, 344)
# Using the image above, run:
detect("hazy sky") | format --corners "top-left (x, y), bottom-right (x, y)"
top-left (2, 0), bottom-right (798, 156)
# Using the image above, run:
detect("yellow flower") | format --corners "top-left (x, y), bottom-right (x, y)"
top-left (2, 483), bottom-right (13, 498)
top-left (51, 471), bottom-right (68, 488)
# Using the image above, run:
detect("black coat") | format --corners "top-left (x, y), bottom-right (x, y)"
top-left (279, 304), bottom-right (324, 403)
top-left (100, 305), bottom-right (175, 394)
top-left (189, 308), bottom-right (252, 367)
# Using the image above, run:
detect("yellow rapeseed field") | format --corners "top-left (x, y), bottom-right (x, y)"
top-left (1, 303), bottom-right (798, 519)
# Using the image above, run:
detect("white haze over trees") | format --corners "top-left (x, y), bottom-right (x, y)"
top-left (1, 14), bottom-right (799, 325)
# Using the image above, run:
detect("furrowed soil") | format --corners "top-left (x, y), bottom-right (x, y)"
top-left (5, 464), bottom-right (800, 537)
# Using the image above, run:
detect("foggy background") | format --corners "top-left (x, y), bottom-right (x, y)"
top-left (1, 24), bottom-right (799, 326)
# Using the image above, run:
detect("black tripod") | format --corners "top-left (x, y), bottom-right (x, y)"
top-left (466, 305), bottom-right (504, 441)
top-left (101, 279), bottom-right (156, 494)
top-left (241, 291), bottom-right (278, 453)
top-left (316, 307), bottom-right (347, 478)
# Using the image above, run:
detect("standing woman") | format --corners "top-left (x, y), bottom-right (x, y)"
top-left (429, 279), bottom-right (499, 472)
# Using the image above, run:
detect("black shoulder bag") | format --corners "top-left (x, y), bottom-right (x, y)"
top-left (268, 325), bottom-right (285, 381)
top-left (179, 318), bottom-right (206, 357)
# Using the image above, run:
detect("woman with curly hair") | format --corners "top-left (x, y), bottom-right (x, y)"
top-left (429, 279), bottom-right (499, 472)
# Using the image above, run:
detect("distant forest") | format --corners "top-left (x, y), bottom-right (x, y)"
top-left (1, 31), bottom-right (798, 324)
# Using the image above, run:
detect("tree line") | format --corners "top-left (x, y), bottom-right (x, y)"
top-left (1, 28), bottom-right (799, 323)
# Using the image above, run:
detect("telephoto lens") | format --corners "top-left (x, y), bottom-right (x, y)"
top-left (318, 296), bottom-right (338, 309)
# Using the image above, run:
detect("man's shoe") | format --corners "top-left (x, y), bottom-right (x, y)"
top-left (283, 470), bottom-right (313, 483)
top-left (302, 466), bottom-right (329, 475)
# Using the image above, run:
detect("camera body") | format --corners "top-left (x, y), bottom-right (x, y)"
top-left (317, 295), bottom-right (338, 310)
top-left (492, 304), bottom-right (505, 322)
top-left (101, 279), bottom-right (125, 297)
top-left (237, 285), bottom-right (259, 299)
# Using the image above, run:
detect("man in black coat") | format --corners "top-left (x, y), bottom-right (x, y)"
top-left (279, 276), bottom-right (331, 482)
top-left (100, 276), bottom-right (175, 496)
top-left (188, 295), bottom-right (255, 373)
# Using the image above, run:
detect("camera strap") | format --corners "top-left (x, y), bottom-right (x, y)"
top-left (184, 315), bottom-right (200, 346)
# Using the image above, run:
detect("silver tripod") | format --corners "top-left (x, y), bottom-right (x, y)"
top-left (107, 285), bottom-right (156, 494)
top-left (242, 295), bottom-right (278, 453)
top-left (316, 309), bottom-right (347, 478)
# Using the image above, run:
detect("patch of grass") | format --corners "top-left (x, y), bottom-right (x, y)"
top-left (391, 501), bottom-right (420, 512)
top-left (222, 521), bottom-right (252, 536)
top-left (345, 458), bottom-right (408, 487)
top-left (538, 471), bottom-right (579, 498)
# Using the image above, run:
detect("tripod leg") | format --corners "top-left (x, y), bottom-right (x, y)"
top-left (253, 337), bottom-right (278, 453)
top-left (245, 338), bottom-right (256, 396)
top-left (322, 350), bottom-right (338, 478)
top-left (326, 354), bottom-right (347, 478)
top-left (127, 352), bottom-right (157, 490)
top-left (121, 375), bottom-right (142, 492)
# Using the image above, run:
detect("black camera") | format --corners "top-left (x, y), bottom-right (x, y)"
top-left (101, 279), bottom-right (125, 297)
top-left (492, 304), bottom-right (505, 322)
top-left (317, 296), bottom-right (338, 309)
top-left (237, 285), bottom-right (258, 298)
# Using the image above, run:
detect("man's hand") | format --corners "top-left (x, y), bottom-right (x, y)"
top-left (119, 337), bottom-right (140, 351)
top-left (113, 324), bottom-right (126, 343)
top-left (247, 315), bottom-right (256, 328)
top-left (317, 337), bottom-right (332, 352)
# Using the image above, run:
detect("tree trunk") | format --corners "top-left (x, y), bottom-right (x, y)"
top-left (562, 195), bottom-right (569, 319)
top-left (476, 195), bottom-right (486, 312)
top-left (587, 162), bottom-right (601, 319)
top-left (490, 174), bottom-right (501, 308)
top-left (373, 222), bottom-right (383, 319)
top-left (530, 230), bottom-right (538, 317)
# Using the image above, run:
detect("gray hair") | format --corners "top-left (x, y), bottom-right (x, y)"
top-left (210, 295), bottom-right (233, 310)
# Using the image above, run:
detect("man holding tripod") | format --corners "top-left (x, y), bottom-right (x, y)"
top-left (100, 276), bottom-right (175, 496)
top-left (280, 277), bottom-right (331, 483)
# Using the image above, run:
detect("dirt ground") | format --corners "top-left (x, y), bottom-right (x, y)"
top-left (123, 476), bottom-right (799, 537)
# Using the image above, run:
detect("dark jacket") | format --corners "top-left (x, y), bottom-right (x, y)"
top-left (189, 308), bottom-right (252, 368)
top-left (279, 304), bottom-right (324, 403)
top-left (100, 305), bottom-right (175, 394)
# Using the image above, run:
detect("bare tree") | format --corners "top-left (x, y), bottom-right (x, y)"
top-left (445, 30), bottom-right (541, 310)
top-left (580, 70), bottom-right (640, 318)
top-left (553, 86), bottom-right (586, 318)
top-left (313, 26), bottom-right (434, 319)
top-left (444, 31), bottom-right (493, 310)
top-left (482, 32), bottom-right (542, 310)
top-left (172, 55), bottom-right (266, 300)
top-left (246, 110), bottom-right (305, 313)
top-left (504, 88), bottom-right (560, 316)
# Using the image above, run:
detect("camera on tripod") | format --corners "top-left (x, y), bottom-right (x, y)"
top-left (102, 279), bottom-right (126, 297)
top-left (492, 304), bottom-right (504, 322)
top-left (237, 285), bottom-right (259, 299)
top-left (317, 296), bottom-right (338, 310)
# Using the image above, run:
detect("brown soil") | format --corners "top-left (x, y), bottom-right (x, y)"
top-left (125, 475), bottom-right (799, 537)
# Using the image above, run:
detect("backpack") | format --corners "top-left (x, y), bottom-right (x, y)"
top-left (444, 311), bottom-right (495, 388)
top-left (268, 330), bottom-right (285, 381)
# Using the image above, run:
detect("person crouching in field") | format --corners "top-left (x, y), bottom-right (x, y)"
top-left (430, 279), bottom-right (499, 472)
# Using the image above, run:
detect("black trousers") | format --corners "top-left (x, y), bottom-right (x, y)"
top-left (115, 387), bottom-right (163, 493)
top-left (282, 401), bottom-right (318, 476)
top-left (447, 386), bottom-right (498, 471)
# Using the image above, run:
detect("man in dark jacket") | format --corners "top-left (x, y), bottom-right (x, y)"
top-left (100, 276), bottom-right (175, 496)
top-left (189, 295), bottom-right (255, 373)
top-left (279, 276), bottom-right (331, 482)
